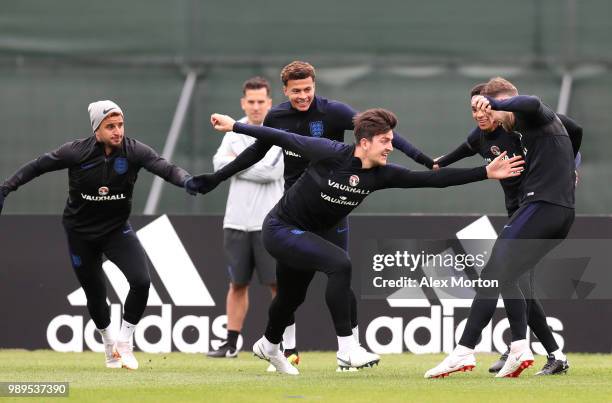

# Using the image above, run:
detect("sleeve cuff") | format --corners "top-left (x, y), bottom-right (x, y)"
top-left (415, 153), bottom-right (434, 169)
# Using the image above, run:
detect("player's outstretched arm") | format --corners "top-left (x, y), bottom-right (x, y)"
top-left (190, 140), bottom-right (273, 196)
top-left (435, 142), bottom-right (477, 168)
top-left (132, 140), bottom-right (193, 191)
top-left (379, 152), bottom-right (523, 189)
top-left (391, 131), bottom-right (434, 169)
top-left (485, 152), bottom-right (524, 179)
top-left (473, 94), bottom-right (541, 115)
top-left (211, 113), bottom-right (343, 162)
top-left (214, 138), bottom-right (271, 181)
top-left (0, 142), bottom-right (78, 212)
top-left (214, 130), bottom-right (283, 184)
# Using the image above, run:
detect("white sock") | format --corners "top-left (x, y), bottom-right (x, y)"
top-left (97, 325), bottom-right (116, 345)
top-left (550, 349), bottom-right (566, 361)
top-left (282, 323), bottom-right (296, 350)
top-left (262, 336), bottom-right (280, 355)
top-left (453, 344), bottom-right (474, 356)
top-left (352, 326), bottom-right (359, 344)
top-left (118, 320), bottom-right (137, 342)
top-left (510, 339), bottom-right (528, 353)
top-left (337, 335), bottom-right (358, 354)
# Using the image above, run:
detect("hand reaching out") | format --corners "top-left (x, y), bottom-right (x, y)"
top-left (485, 151), bottom-right (524, 179)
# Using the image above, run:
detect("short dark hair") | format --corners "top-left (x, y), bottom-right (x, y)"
top-left (353, 108), bottom-right (397, 142)
top-left (242, 76), bottom-right (271, 96)
top-left (482, 77), bottom-right (518, 98)
top-left (280, 61), bottom-right (315, 86)
top-left (470, 83), bottom-right (487, 98)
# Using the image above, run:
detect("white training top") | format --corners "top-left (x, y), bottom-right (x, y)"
top-left (213, 117), bottom-right (284, 231)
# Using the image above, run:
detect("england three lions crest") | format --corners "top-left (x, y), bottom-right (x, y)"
top-left (309, 121), bottom-right (324, 137)
top-left (114, 157), bottom-right (128, 175)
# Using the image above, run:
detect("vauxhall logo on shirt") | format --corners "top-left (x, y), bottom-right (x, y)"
top-left (80, 186), bottom-right (127, 201)
top-left (327, 178), bottom-right (370, 195)
top-left (320, 176), bottom-right (371, 206)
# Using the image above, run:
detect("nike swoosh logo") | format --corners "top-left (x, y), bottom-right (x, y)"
top-left (257, 345), bottom-right (268, 361)
top-left (103, 108), bottom-right (115, 114)
top-left (123, 229), bottom-right (132, 234)
top-left (337, 357), bottom-right (351, 366)
top-left (503, 225), bottom-right (512, 229)
top-left (337, 228), bottom-right (349, 233)
top-left (80, 162), bottom-right (98, 170)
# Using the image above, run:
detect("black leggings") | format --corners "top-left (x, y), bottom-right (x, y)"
top-left (65, 223), bottom-right (151, 329)
top-left (459, 202), bottom-right (574, 348)
top-left (263, 215), bottom-right (357, 343)
top-left (517, 269), bottom-right (559, 353)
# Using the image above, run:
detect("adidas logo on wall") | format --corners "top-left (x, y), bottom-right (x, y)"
top-left (364, 216), bottom-right (565, 356)
top-left (46, 215), bottom-right (229, 354)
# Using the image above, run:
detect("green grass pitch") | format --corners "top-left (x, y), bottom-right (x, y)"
top-left (1, 350), bottom-right (611, 402)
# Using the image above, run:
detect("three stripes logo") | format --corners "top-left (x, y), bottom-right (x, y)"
top-left (47, 215), bottom-right (227, 354)
top-left (365, 215), bottom-right (565, 356)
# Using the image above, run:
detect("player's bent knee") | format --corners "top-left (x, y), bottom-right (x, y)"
top-left (129, 276), bottom-right (151, 292)
top-left (328, 256), bottom-right (352, 276)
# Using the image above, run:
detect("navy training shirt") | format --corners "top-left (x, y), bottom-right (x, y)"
top-left (487, 96), bottom-right (576, 209)
top-left (438, 126), bottom-right (524, 216)
top-left (437, 113), bottom-right (582, 215)
top-left (233, 122), bottom-right (487, 231)
top-left (215, 96), bottom-right (433, 191)
top-left (1, 136), bottom-right (190, 239)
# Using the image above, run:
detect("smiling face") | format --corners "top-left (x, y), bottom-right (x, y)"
top-left (353, 108), bottom-right (398, 168)
top-left (361, 130), bottom-right (394, 167)
top-left (95, 113), bottom-right (124, 150)
top-left (472, 104), bottom-right (497, 131)
top-left (283, 77), bottom-right (315, 112)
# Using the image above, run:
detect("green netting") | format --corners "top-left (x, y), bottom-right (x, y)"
top-left (0, 1), bottom-right (610, 215)
top-left (569, 73), bottom-right (612, 214)
top-left (1, 1), bottom-right (611, 63)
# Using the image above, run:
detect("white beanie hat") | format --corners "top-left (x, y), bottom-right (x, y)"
top-left (88, 100), bottom-right (123, 132)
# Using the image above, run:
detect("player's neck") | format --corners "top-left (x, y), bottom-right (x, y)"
top-left (94, 133), bottom-right (116, 156)
top-left (353, 147), bottom-right (373, 169)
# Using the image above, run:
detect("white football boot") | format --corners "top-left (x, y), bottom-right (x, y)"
top-left (495, 340), bottom-right (534, 378)
top-left (116, 340), bottom-right (139, 370)
top-left (336, 345), bottom-right (380, 371)
top-left (104, 342), bottom-right (122, 369)
top-left (424, 350), bottom-right (476, 378)
top-left (253, 337), bottom-right (299, 375)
